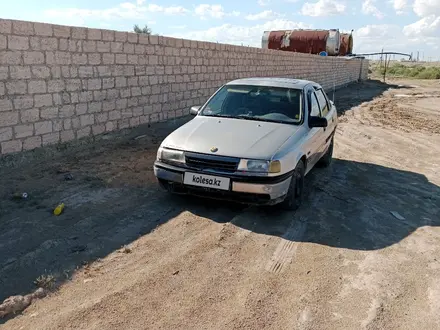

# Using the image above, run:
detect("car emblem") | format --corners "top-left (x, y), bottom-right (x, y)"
top-left (210, 147), bottom-right (218, 153)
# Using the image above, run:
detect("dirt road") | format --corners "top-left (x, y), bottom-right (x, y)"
top-left (1, 79), bottom-right (439, 330)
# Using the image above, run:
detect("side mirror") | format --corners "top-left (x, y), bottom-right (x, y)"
top-left (309, 116), bottom-right (328, 128)
top-left (190, 105), bottom-right (201, 116)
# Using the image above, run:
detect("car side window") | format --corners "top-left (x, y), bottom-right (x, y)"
top-left (315, 89), bottom-right (329, 116)
top-left (310, 92), bottom-right (321, 117)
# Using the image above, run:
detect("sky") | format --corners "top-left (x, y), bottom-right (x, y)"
top-left (0, 0), bottom-right (439, 60)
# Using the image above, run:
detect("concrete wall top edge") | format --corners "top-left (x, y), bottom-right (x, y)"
top-left (0, 17), bottom-right (365, 62)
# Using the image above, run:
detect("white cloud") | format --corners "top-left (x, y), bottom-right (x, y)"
top-left (413, 0), bottom-right (440, 17)
top-left (392, 0), bottom-right (408, 15)
top-left (407, 0), bottom-right (440, 51)
top-left (171, 19), bottom-right (311, 47)
top-left (403, 15), bottom-right (440, 37)
top-left (353, 23), bottom-right (440, 58)
top-left (194, 4), bottom-right (239, 19)
top-left (355, 24), bottom-right (401, 39)
top-left (43, 2), bottom-right (189, 24)
top-left (245, 10), bottom-right (283, 20)
top-left (43, 8), bottom-right (142, 22)
top-left (301, 0), bottom-right (346, 17)
top-left (258, 0), bottom-right (271, 6)
top-left (353, 24), bottom-right (411, 54)
top-left (120, 2), bottom-right (136, 10)
top-left (194, 4), bottom-right (223, 19)
top-left (362, 0), bottom-right (385, 19)
top-left (146, 4), bottom-right (188, 15)
top-left (355, 2), bottom-right (440, 56)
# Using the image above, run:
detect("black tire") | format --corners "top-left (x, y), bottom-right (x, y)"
top-left (280, 160), bottom-right (305, 211)
top-left (317, 136), bottom-right (334, 168)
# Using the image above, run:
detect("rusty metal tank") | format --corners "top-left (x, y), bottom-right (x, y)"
top-left (339, 33), bottom-right (353, 55)
top-left (262, 29), bottom-right (341, 56)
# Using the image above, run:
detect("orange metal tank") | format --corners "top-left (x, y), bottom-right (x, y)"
top-left (339, 33), bottom-right (353, 55)
top-left (262, 29), bottom-right (341, 56)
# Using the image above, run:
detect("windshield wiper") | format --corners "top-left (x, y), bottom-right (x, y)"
top-left (203, 114), bottom-right (296, 124)
top-left (202, 114), bottom-right (235, 118)
top-left (233, 115), bottom-right (292, 124)
top-left (203, 114), bottom-right (272, 121)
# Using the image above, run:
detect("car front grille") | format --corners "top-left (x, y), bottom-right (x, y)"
top-left (185, 152), bottom-right (239, 173)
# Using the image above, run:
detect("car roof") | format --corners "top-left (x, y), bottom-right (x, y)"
top-left (225, 77), bottom-right (320, 90)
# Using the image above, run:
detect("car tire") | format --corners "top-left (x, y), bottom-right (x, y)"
top-left (317, 136), bottom-right (334, 168)
top-left (280, 160), bottom-right (305, 211)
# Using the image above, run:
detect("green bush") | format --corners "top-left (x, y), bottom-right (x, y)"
top-left (373, 63), bottom-right (440, 79)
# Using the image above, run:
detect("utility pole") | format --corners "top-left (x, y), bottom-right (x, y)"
top-left (381, 53), bottom-right (393, 82)
top-left (379, 48), bottom-right (384, 69)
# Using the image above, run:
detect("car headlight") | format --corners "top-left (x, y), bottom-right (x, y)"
top-left (157, 147), bottom-right (185, 163)
top-left (237, 159), bottom-right (281, 173)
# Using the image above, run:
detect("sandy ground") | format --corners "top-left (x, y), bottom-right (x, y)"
top-left (0, 78), bottom-right (439, 330)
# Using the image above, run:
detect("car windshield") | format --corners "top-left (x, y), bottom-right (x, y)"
top-left (199, 84), bottom-right (303, 124)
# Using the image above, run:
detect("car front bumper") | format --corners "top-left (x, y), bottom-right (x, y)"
top-left (153, 161), bottom-right (292, 205)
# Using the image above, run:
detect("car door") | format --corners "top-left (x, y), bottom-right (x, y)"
top-left (303, 88), bottom-right (324, 171)
top-left (315, 88), bottom-right (336, 154)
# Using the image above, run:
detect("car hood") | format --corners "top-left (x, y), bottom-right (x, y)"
top-left (161, 116), bottom-right (300, 159)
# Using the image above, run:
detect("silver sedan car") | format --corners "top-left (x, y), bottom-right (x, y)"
top-left (154, 77), bottom-right (338, 210)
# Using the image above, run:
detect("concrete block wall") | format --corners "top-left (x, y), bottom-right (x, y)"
top-left (0, 18), bottom-right (368, 155)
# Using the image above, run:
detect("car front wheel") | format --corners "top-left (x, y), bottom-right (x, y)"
top-left (279, 160), bottom-right (305, 211)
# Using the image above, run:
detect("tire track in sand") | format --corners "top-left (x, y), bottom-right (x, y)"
top-left (265, 213), bottom-right (308, 274)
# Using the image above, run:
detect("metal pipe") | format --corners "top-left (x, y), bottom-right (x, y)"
top-left (356, 52), bottom-right (412, 59)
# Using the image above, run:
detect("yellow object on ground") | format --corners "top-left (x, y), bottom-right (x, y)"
top-left (53, 203), bottom-right (65, 216)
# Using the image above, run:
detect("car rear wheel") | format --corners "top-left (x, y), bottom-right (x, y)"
top-left (279, 160), bottom-right (305, 211)
top-left (317, 136), bottom-right (334, 168)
